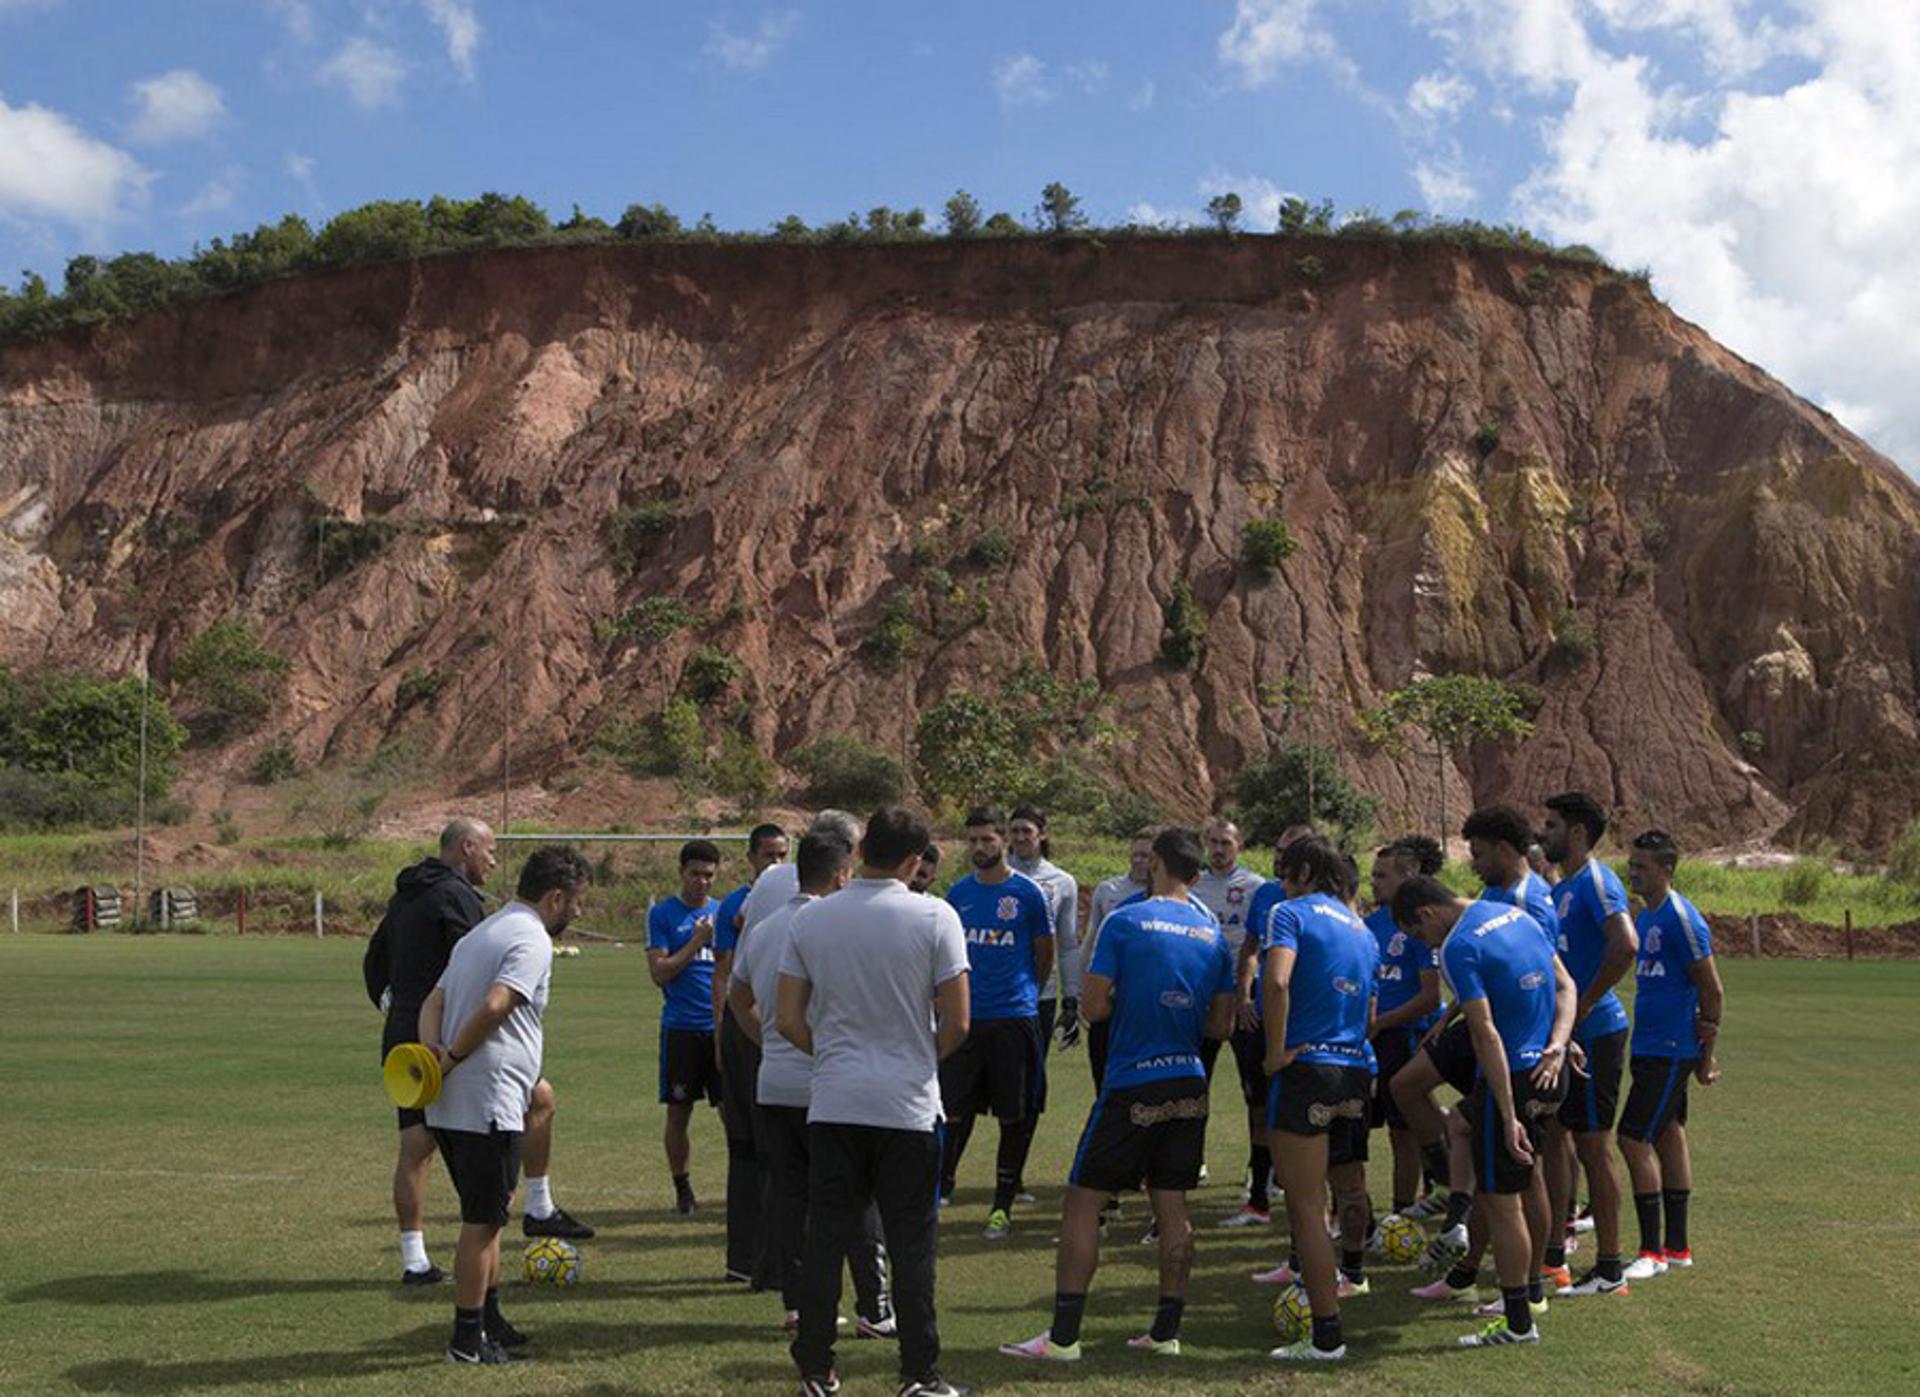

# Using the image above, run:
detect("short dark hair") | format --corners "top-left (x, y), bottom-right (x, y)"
top-left (964, 804), bottom-right (1006, 831)
top-left (1632, 828), bottom-right (1681, 871)
top-left (1390, 874), bottom-right (1456, 928)
top-left (679, 839), bottom-right (721, 868)
top-left (1338, 851), bottom-right (1361, 901)
top-left (1545, 791), bottom-right (1608, 847)
top-left (1277, 822), bottom-right (1321, 850)
top-left (1461, 805), bottom-right (1532, 857)
top-left (517, 845), bottom-right (593, 902)
top-left (748, 823), bottom-right (787, 854)
top-left (1009, 803), bottom-right (1047, 829)
top-left (796, 830), bottom-right (854, 891)
top-left (1278, 834), bottom-right (1347, 895)
top-left (1152, 826), bottom-right (1205, 884)
top-left (861, 806), bottom-right (932, 867)
top-left (919, 843), bottom-right (942, 866)
top-left (1386, 834), bottom-right (1445, 877)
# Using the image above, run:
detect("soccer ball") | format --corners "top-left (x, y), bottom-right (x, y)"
top-left (524, 1237), bottom-right (581, 1286)
top-left (1271, 1283), bottom-right (1310, 1342)
top-left (1377, 1213), bottom-right (1425, 1264)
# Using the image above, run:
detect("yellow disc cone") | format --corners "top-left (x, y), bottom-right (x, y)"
top-left (383, 1042), bottom-right (443, 1110)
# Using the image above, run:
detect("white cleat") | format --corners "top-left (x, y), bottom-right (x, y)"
top-left (1623, 1252), bottom-right (1669, 1282)
top-left (1269, 1340), bottom-right (1345, 1362)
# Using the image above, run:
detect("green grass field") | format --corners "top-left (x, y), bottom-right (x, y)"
top-left (4, 935), bottom-right (1917, 1396)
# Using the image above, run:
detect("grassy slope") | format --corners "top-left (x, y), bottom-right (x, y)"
top-left (3, 936), bottom-right (1916, 1395)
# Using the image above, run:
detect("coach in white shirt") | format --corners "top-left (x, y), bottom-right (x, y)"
top-left (777, 807), bottom-right (971, 1397)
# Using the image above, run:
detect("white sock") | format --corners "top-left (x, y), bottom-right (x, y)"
top-left (524, 1175), bottom-right (555, 1219)
top-left (400, 1230), bottom-right (429, 1272)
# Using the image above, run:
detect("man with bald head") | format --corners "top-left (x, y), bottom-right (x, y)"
top-left (366, 817), bottom-right (593, 1286)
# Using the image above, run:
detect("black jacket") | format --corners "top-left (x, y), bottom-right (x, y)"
top-left (362, 858), bottom-right (485, 1020)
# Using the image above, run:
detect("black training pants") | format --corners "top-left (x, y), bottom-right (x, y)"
top-left (792, 1121), bottom-right (941, 1384)
top-left (719, 1011), bottom-right (776, 1284)
top-left (760, 1103), bottom-right (891, 1318)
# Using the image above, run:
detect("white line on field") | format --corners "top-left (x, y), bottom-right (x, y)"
top-left (7, 1163), bottom-right (297, 1183)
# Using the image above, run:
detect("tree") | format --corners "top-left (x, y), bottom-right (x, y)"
top-left (943, 190), bottom-right (981, 237)
top-left (980, 211), bottom-right (1024, 237)
top-left (1235, 743), bottom-right (1377, 850)
top-left (772, 214), bottom-right (810, 240)
top-left (1242, 517), bottom-right (1299, 577)
top-left (6, 672), bottom-right (184, 798)
top-left (790, 734), bottom-right (905, 810)
top-left (1278, 196), bottom-right (1336, 235)
top-left (615, 203), bottom-right (683, 240)
top-left (313, 200), bottom-right (434, 264)
top-left (1358, 673), bottom-right (1535, 833)
top-left (915, 692), bottom-right (1022, 803)
top-left (1036, 182), bottom-right (1086, 235)
top-left (172, 619), bottom-right (291, 738)
top-left (1160, 579), bottom-right (1205, 669)
top-left (1206, 192), bottom-right (1244, 234)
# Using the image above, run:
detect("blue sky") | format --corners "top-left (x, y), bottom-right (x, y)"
top-left (2, 1), bottom-right (1914, 471)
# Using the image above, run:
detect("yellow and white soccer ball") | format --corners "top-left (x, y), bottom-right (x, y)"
top-left (1377, 1213), bottom-right (1425, 1264)
top-left (524, 1237), bottom-right (582, 1286)
top-left (1271, 1283), bottom-right (1310, 1341)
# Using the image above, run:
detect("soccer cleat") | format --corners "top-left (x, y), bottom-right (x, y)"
top-left (1014, 1190), bottom-right (1038, 1205)
top-left (401, 1264), bottom-right (446, 1286)
top-left (1198, 1162), bottom-right (1209, 1183)
top-left (1337, 1275), bottom-right (1371, 1299)
top-left (1252, 1262), bottom-right (1299, 1286)
top-left (856, 1314), bottom-right (898, 1341)
top-left (1570, 1207), bottom-right (1596, 1234)
top-left (1220, 1204), bottom-right (1272, 1228)
top-left (1459, 1317), bottom-right (1541, 1347)
top-left (797, 1372), bottom-right (842, 1397)
top-left (1663, 1248), bottom-right (1694, 1269)
top-left (998, 1331), bottom-right (1082, 1362)
top-left (1558, 1270), bottom-right (1630, 1297)
top-left (1139, 1222), bottom-right (1160, 1246)
top-left (447, 1338), bottom-right (512, 1365)
top-left (983, 1209), bottom-right (1012, 1240)
top-left (1411, 1276), bottom-right (1476, 1301)
top-left (674, 1184), bottom-right (698, 1217)
top-left (1421, 1224), bottom-right (1469, 1273)
top-left (784, 1311), bottom-right (850, 1332)
top-left (896, 1376), bottom-right (970, 1396)
top-left (1474, 1297), bottom-right (1549, 1318)
top-left (1268, 1340), bottom-right (1346, 1362)
top-left (1127, 1334), bottom-right (1181, 1355)
top-left (722, 1268), bottom-right (753, 1284)
top-left (1539, 1264), bottom-right (1572, 1289)
top-left (1406, 1194), bottom-right (1449, 1221)
top-left (1623, 1252), bottom-right (1669, 1281)
top-left (488, 1316), bottom-right (529, 1349)
top-left (523, 1206), bottom-right (595, 1239)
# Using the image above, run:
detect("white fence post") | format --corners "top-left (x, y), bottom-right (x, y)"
top-left (9, 888), bottom-right (16, 933)
top-left (314, 890), bottom-right (325, 939)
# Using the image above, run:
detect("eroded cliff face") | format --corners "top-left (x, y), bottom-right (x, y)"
top-left (2, 238), bottom-right (1915, 849)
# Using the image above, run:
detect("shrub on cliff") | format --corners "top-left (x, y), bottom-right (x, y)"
top-left (790, 735), bottom-right (906, 811)
top-left (173, 621), bottom-right (290, 739)
top-left (1242, 518), bottom-right (1300, 577)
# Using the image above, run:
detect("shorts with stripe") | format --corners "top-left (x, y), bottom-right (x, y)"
top-left (1069, 1078), bottom-right (1209, 1194)
top-left (1267, 1060), bottom-right (1372, 1167)
top-left (1617, 1055), bottom-right (1694, 1143)
top-left (1558, 1028), bottom-right (1626, 1133)
top-left (659, 1025), bottom-right (722, 1107)
top-left (1461, 1067), bottom-right (1567, 1195)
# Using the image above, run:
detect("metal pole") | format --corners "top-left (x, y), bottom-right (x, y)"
top-left (135, 668), bottom-right (149, 931)
top-left (1748, 912), bottom-right (1760, 958)
top-left (1845, 908), bottom-right (1854, 961)
top-left (237, 886), bottom-right (247, 936)
top-left (314, 889), bottom-right (324, 939)
top-left (493, 832), bottom-right (752, 844)
top-left (9, 888), bottom-right (16, 933)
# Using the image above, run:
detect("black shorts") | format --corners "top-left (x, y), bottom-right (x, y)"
top-left (1230, 1024), bottom-right (1269, 1107)
top-left (1070, 1078), bottom-right (1210, 1193)
top-left (1462, 1067), bottom-right (1568, 1195)
top-left (940, 1015), bottom-right (1041, 1122)
top-left (1087, 1018), bottom-right (1110, 1092)
top-left (1424, 1018), bottom-right (1478, 1097)
top-left (718, 1011), bottom-right (761, 1141)
top-left (1559, 1028), bottom-right (1627, 1133)
top-left (433, 1125), bottom-right (523, 1226)
top-left (1617, 1055), bottom-right (1695, 1143)
top-left (382, 1010), bottom-right (428, 1130)
top-left (1267, 1061), bottom-right (1372, 1166)
top-left (1032, 999), bottom-right (1057, 1115)
top-left (1371, 1027), bottom-right (1422, 1129)
top-left (659, 1025), bottom-right (722, 1107)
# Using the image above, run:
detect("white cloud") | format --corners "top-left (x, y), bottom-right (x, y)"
top-left (269, 0), bottom-right (314, 43)
top-left (704, 11), bottom-right (800, 72)
top-left (1130, 79), bottom-right (1156, 109)
top-left (181, 164), bottom-right (244, 218)
top-left (0, 95), bottom-right (149, 230)
top-left (1418, 0), bottom-right (1920, 471)
top-left (320, 36), bottom-right (407, 108)
top-left (1413, 157), bottom-right (1475, 210)
top-left (1408, 69), bottom-right (1473, 122)
top-left (1124, 201), bottom-right (1190, 229)
top-left (1065, 60), bottom-right (1109, 94)
top-left (126, 69), bottom-right (227, 144)
top-left (1218, 0), bottom-right (1337, 86)
top-left (993, 52), bottom-right (1051, 107)
top-left (1199, 173), bottom-right (1291, 231)
top-left (421, 0), bottom-right (480, 80)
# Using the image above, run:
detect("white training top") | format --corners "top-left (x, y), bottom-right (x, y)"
top-left (741, 861), bottom-right (802, 937)
top-left (731, 892), bottom-right (814, 1109)
top-left (1010, 853), bottom-right (1082, 999)
top-left (1193, 864), bottom-right (1268, 957)
top-left (425, 902), bottom-right (552, 1134)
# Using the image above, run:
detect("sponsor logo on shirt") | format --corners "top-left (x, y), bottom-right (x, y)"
top-left (1640, 960), bottom-right (1667, 978)
top-left (1519, 971), bottom-right (1546, 990)
top-left (1134, 1053), bottom-right (1202, 1074)
top-left (967, 927), bottom-right (1019, 947)
top-left (1645, 926), bottom-right (1664, 954)
top-left (1332, 976), bottom-right (1363, 996)
top-left (1379, 965), bottom-right (1404, 983)
top-left (1388, 932), bottom-right (1408, 956)
top-left (1158, 989), bottom-right (1193, 1009)
top-left (997, 896), bottom-right (1020, 921)
top-left (1227, 885), bottom-right (1246, 905)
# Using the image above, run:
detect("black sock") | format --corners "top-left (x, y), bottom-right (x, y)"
top-left (1634, 1190), bottom-right (1663, 1255)
top-left (1444, 1190), bottom-right (1472, 1230)
top-left (1544, 1241), bottom-right (1566, 1268)
top-left (1596, 1252), bottom-right (1624, 1283)
top-left (1528, 1275), bottom-right (1543, 1303)
top-left (1340, 1249), bottom-right (1365, 1283)
top-left (1248, 1146), bottom-right (1272, 1210)
top-left (1504, 1285), bottom-right (1533, 1335)
top-left (1393, 1195), bottom-right (1415, 1214)
top-left (453, 1305), bottom-right (484, 1349)
top-left (482, 1287), bottom-right (504, 1331)
top-left (1050, 1291), bottom-right (1089, 1347)
top-left (1663, 1189), bottom-right (1690, 1253)
top-left (994, 1118), bottom-right (1037, 1211)
top-left (1287, 1249), bottom-right (1300, 1276)
top-left (673, 1171), bottom-right (692, 1194)
top-left (1311, 1313), bottom-right (1343, 1353)
top-left (1422, 1141), bottom-right (1450, 1190)
top-left (1566, 1197), bottom-right (1580, 1224)
top-left (1150, 1294), bottom-right (1185, 1342)
top-left (1446, 1259), bottom-right (1477, 1290)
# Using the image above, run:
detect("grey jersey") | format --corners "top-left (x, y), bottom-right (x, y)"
top-left (1192, 864), bottom-right (1267, 956)
top-left (1082, 873), bottom-right (1147, 976)
top-left (1010, 853), bottom-right (1081, 999)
